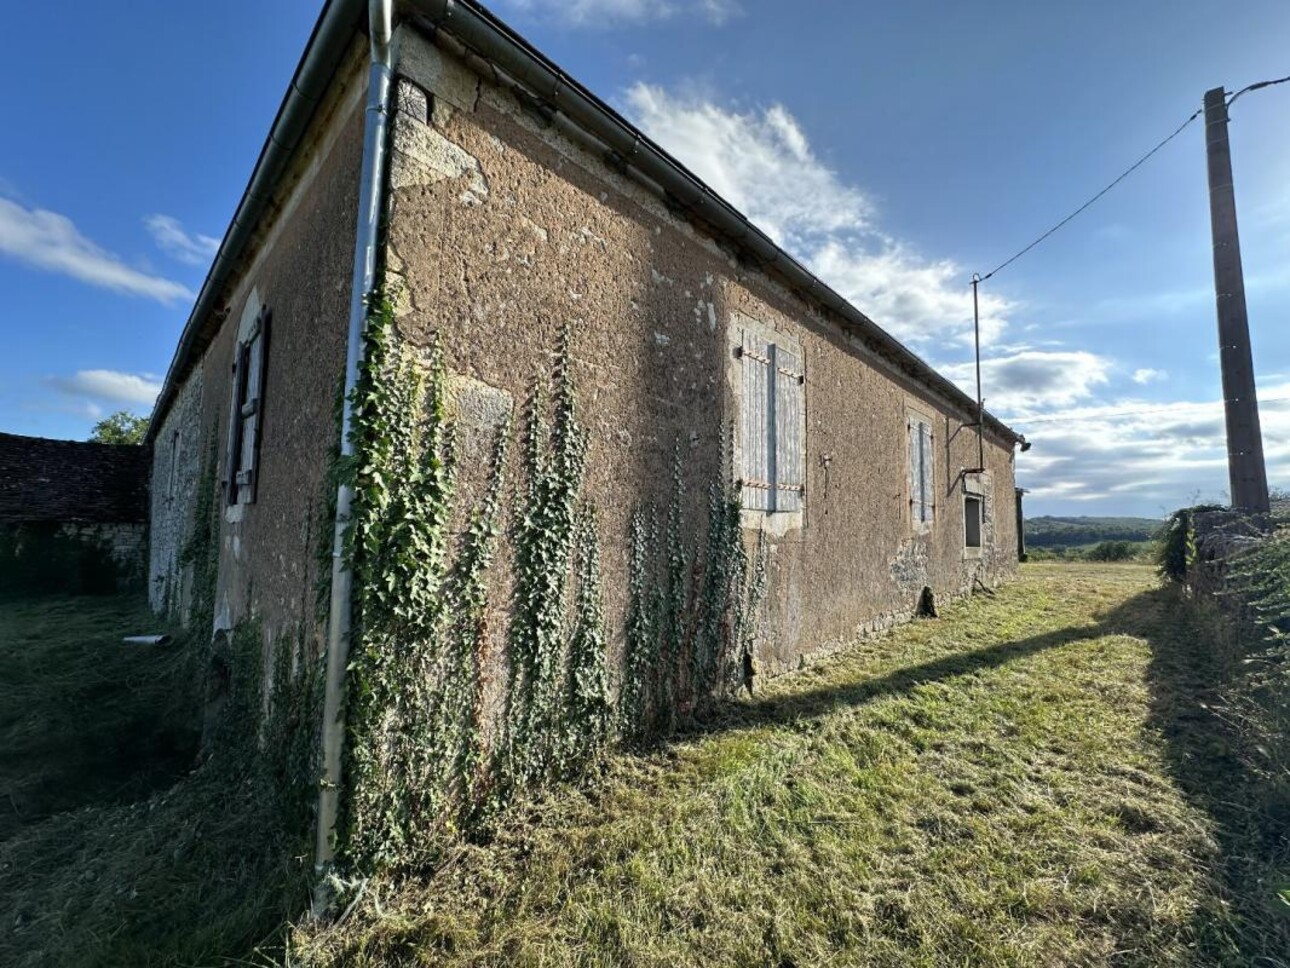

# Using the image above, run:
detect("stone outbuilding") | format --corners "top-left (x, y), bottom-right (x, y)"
top-left (0, 432), bottom-right (148, 594)
top-left (143, 0), bottom-right (1027, 868)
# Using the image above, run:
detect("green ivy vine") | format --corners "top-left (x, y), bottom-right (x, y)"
top-left (502, 324), bottom-right (613, 786)
top-left (619, 428), bottom-right (769, 736)
top-left (341, 290), bottom-right (460, 869)
top-left (178, 435), bottom-right (220, 634)
top-left (336, 295), bottom-right (771, 872)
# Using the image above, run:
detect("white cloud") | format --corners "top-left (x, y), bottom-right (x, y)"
top-left (625, 84), bottom-right (869, 247)
top-left (144, 214), bottom-right (219, 266)
top-left (0, 197), bottom-right (192, 304)
top-left (1132, 367), bottom-right (1167, 385)
top-left (501, 0), bottom-right (740, 27)
top-left (46, 369), bottom-right (162, 409)
top-left (613, 80), bottom-right (1290, 516)
top-left (1010, 384), bottom-right (1290, 511)
top-left (943, 350), bottom-right (1111, 413)
top-left (808, 241), bottom-right (1012, 348)
top-left (623, 83), bottom-right (1010, 350)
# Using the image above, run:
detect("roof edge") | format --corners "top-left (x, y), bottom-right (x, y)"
top-left (147, 0), bottom-right (1022, 449)
top-left (146, 0), bottom-right (366, 444)
top-left (406, 0), bottom-right (1021, 446)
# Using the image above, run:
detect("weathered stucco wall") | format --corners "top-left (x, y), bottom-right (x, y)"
top-left (148, 367), bottom-right (205, 613)
top-left (0, 521), bottom-right (146, 596)
top-left (147, 42), bottom-right (367, 651)
top-left (385, 29), bottom-right (1018, 685)
top-left (60, 522), bottom-right (147, 581)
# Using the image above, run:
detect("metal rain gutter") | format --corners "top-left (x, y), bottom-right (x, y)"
top-left (315, 0), bottom-right (396, 876)
top-left (144, 0), bottom-right (365, 445)
top-left (409, 0), bottom-right (1021, 447)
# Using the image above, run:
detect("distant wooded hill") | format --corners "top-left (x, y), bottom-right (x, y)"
top-left (1024, 516), bottom-right (1163, 549)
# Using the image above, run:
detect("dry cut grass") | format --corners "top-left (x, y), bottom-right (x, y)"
top-left (4, 565), bottom-right (1286, 967)
top-left (291, 564), bottom-right (1289, 967)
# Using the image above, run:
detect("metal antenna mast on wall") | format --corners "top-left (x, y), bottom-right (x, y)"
top-left (971, 273), bottom-right (985, 471)
top-left (1204, 85), bottom-right (1270, 513)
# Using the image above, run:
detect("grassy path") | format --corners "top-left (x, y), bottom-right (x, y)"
top-left (5, 566), bottom-right (1285, 966)
top-left (295, 564), bottom-right (1286, 967)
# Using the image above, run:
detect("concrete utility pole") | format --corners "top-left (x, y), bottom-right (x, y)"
top-left (1204, 86), bottom-right (1270, 513)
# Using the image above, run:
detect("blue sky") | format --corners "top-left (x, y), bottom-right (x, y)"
top-left (2, 0), bottom-right (1288, 517)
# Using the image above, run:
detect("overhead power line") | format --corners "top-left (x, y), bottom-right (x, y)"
top-left (1227, 73), bottom-right (1290, 108)
top-left (978, 108), bottom-right (1201, 283)
top-left (978, 72), bottom-right (1290, 284)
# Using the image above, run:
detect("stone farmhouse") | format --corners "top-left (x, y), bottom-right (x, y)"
top-left (143, 0), bottom-right (1026, 869)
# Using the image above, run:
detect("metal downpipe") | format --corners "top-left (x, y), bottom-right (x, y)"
top-left (315, 0), bottom-right (395, 877)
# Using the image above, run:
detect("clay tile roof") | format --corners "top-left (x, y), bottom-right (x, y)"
top-left (0, 433), bottom-right (149, 524)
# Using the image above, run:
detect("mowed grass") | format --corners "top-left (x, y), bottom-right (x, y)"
top-left (0, 596), bottom-right (310, 968)
top-left (4, 566), bottom-right (1286, 966)
top-left (293, 563), bottom-right (1288, 967)
top-left (0, 595), bottom-right (201, 839)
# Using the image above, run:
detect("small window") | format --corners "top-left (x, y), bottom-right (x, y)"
top-left (964, 495), bottom-right (983, 549)
top-left (224, 305), bottom-right (270, 505)
top-left (908, 415), bottom-right (934, 529)
top-left (739, 330), bottom-right (804, 513)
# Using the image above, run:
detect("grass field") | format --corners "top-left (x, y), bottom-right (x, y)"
top-left (0, 597), bottom-right (310, 968)
top-left (0, 595), bottom-right (201, 839)
top-left (3, 564), bottom-right (1288, 966)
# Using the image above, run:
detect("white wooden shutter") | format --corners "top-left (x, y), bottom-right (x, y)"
top-left (741, 331), bottom-right (772, 511)
top-left (919, 420), bottom-right (933, 523)
top-left (773, 345), bottom-right (803, 513)
top-left (908, 418), bottom-right (925, 525)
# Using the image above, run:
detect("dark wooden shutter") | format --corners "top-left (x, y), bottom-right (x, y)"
top-left (224, 340), bottom-right (249, 504)
top-left (236, 307), bottom-right (271, 504)
top-left (223, 306), bottom-right (271, 505)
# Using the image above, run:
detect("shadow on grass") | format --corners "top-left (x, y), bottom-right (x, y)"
top-left (680, 620), bottom-right (1107, 740)
top-left (12, 580), bottom-right (1290, 966)
top-left (1138, 584), bottom-right (1290, 964)
top-left (655, 582), bottom-right (1288, 964)
top-left (0, 595), bottom-right (313, 968)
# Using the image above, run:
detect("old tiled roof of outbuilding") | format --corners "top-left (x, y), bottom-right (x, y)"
top-left (0, 433), bottom-right (149, 524)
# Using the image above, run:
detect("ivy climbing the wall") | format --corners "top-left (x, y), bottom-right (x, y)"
top-left (619, 428), bottom-right (770, 736)
top-left (341, 290), bottom-right (461, 869)
top-left (503, 325), bottom-right (611, 786)
top-left (563, 505), bottom-right (612, 771)
top-left (658, 446), bottom-right (689, 733)
top-left (449, 416), bottom-right (511, 825)
top-left (178, 436), bottom-right (220, 633)
top-left (337, 294), bottom-right (771, 872)
top-left (338, 302), bottom-right (609, 869)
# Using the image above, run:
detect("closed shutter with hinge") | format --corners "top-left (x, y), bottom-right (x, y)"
top-left (774, 345), bottom-right (804, 513)
top-left (920, 419), bottom-right (934, 523)
top-left (741, 330), bottom-right (772, 511)
top-left (908, 416), bottom-right (934, 526)
top-left (224, 306), bottom-right (271, 505)
top-left (741, 330), bottom-right (805, 513)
